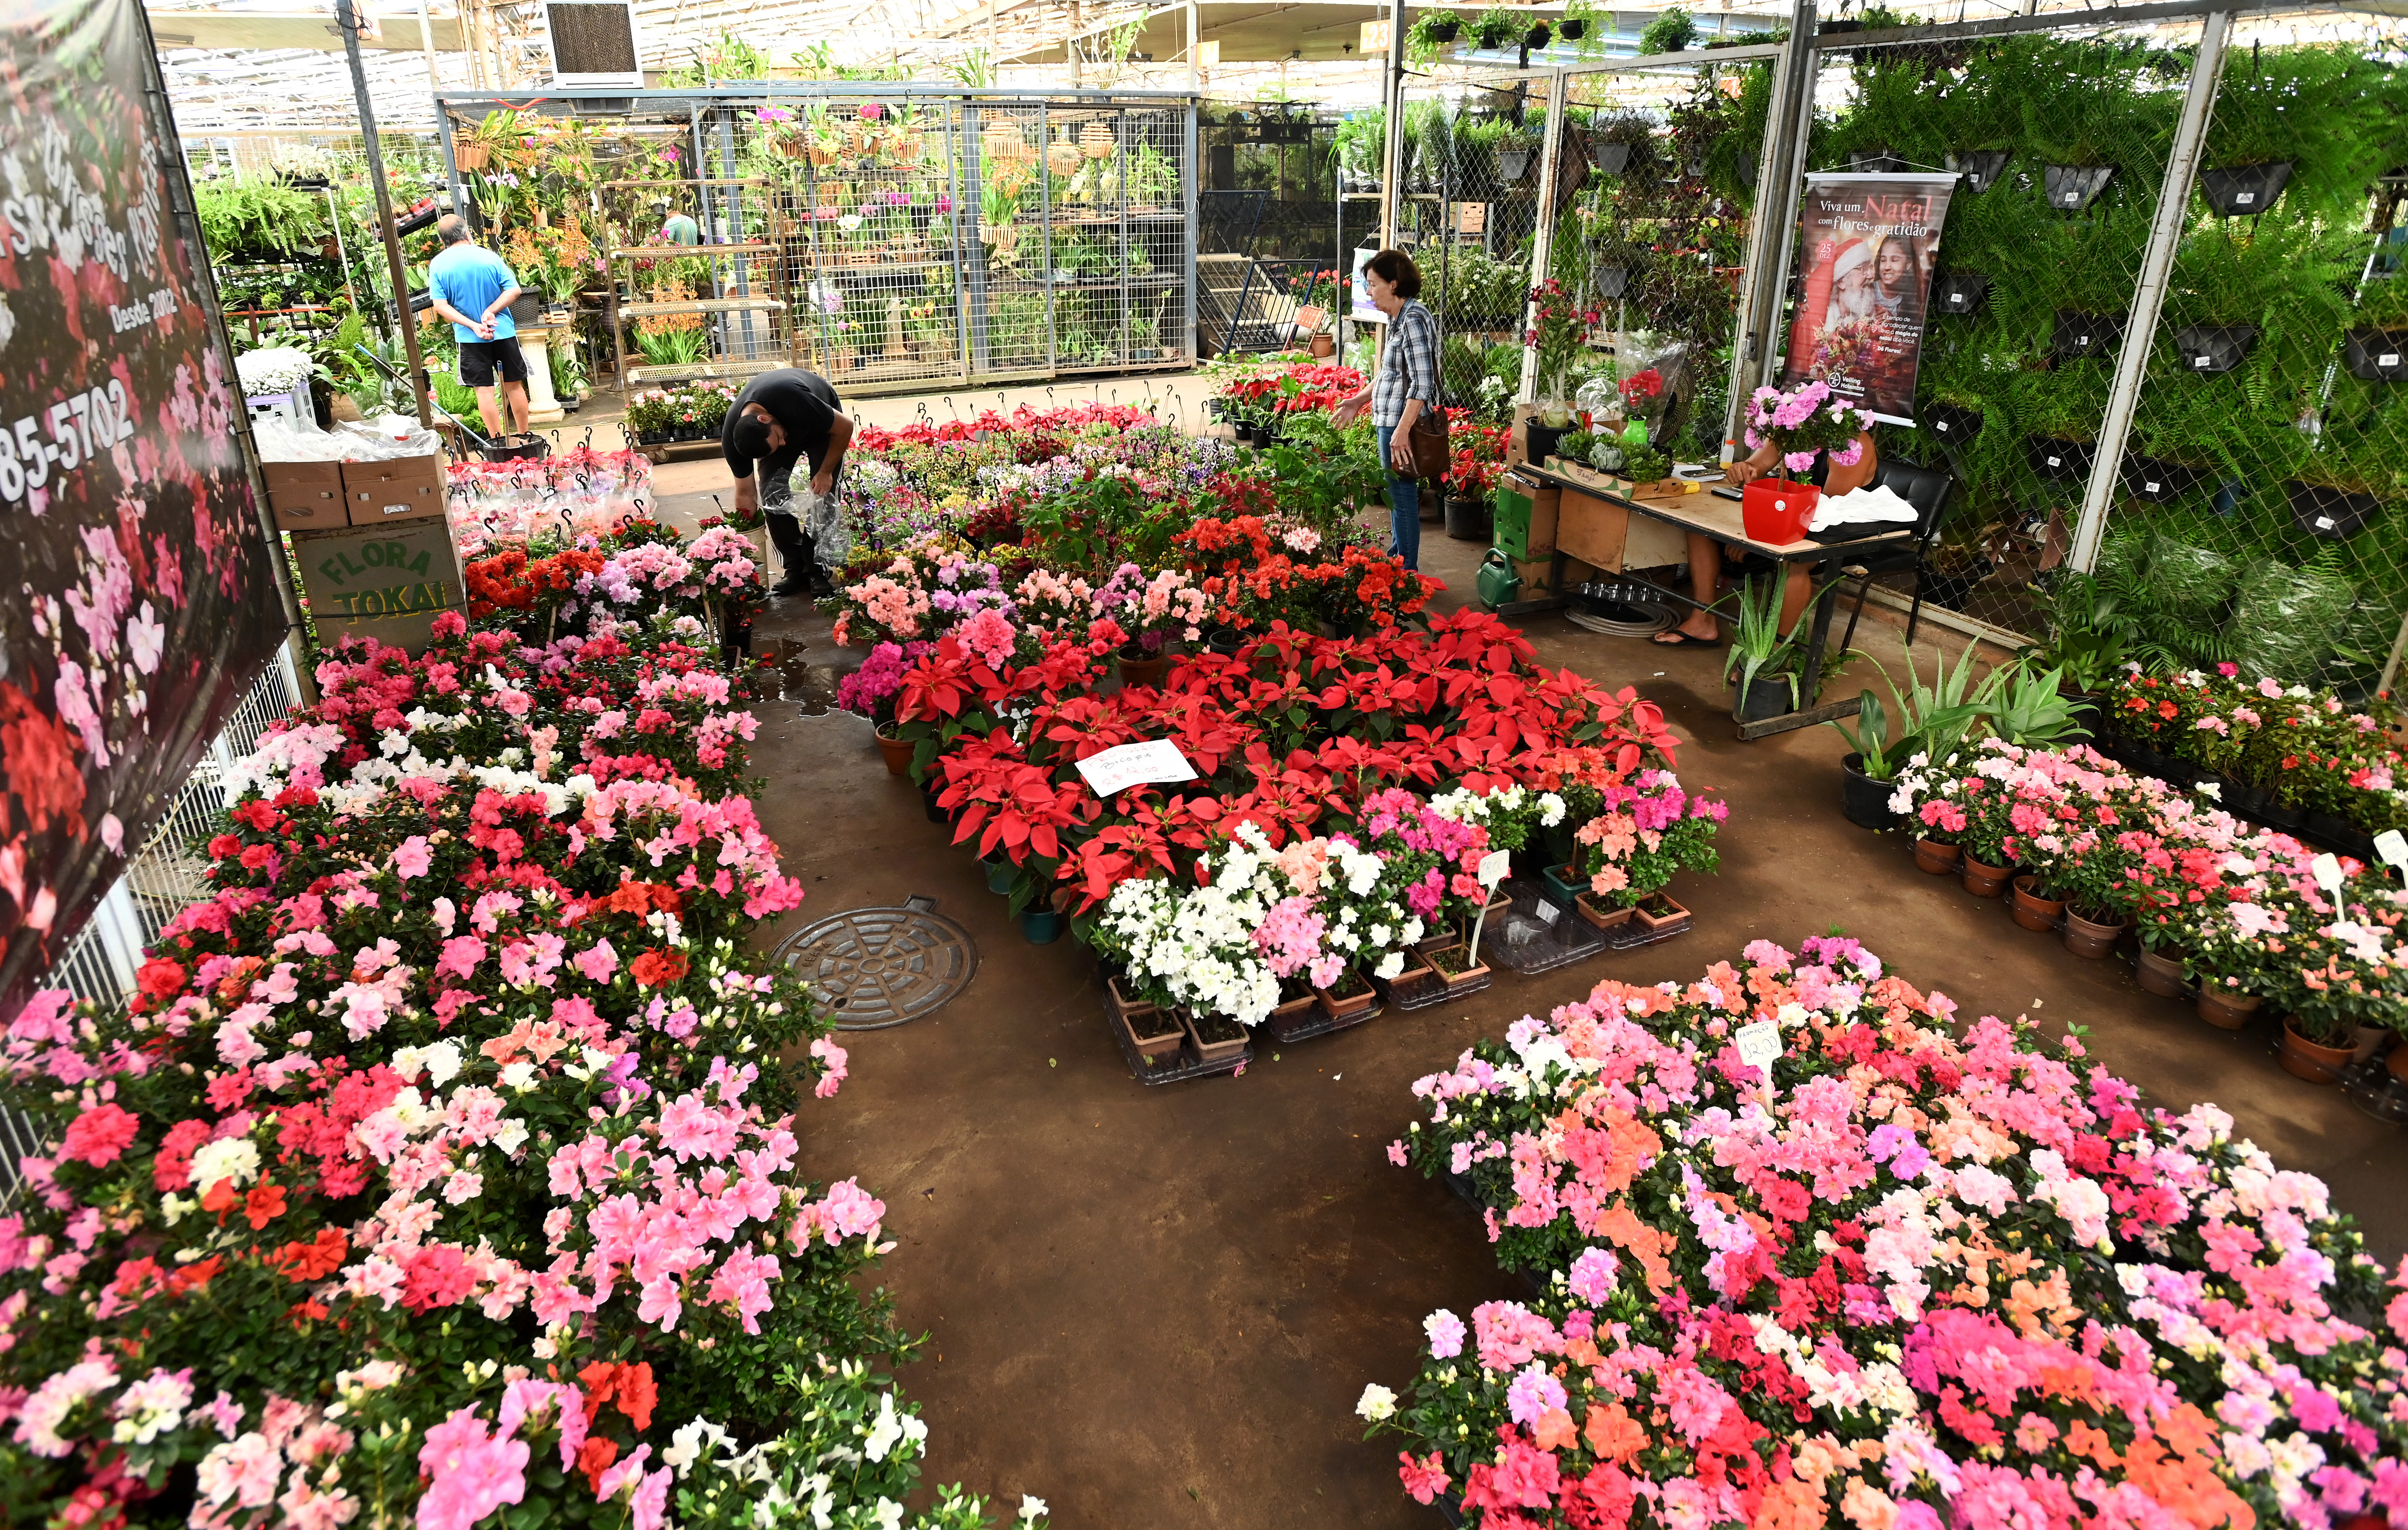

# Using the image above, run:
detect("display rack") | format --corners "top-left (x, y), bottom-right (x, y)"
top-left (600, 177), bottom-right (791, 389)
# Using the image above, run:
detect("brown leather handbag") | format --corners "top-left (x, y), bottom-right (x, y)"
top-left (1405, 408), bottom-right (1450, 480)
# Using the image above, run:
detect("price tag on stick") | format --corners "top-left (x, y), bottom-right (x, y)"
top-left (2376, 830), bottom-right (2408, 887)
top-left (1466, 851), bottom-right (1513, 967)
top-left (2311, 853), bottom-right (2346, 895)
top-left (1734, 1019), bottom-right (1783, 1115)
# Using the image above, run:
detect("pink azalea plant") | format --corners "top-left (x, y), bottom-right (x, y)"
top-left (1368, 937), bottom-right (2408, 1529)
top-left (1741, 380), bottom-right (1871, 478)
top-left (0, 616), bottom-right (1027, 1530)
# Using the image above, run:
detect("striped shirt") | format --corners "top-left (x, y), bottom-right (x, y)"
top-left (1372, 299), bottom-right (1440, 428)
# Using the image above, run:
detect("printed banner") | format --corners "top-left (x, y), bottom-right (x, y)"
top-left (1778, 172), bottom-right (1958, 426)
top-left (0, 0), bottom-right (285, 1016)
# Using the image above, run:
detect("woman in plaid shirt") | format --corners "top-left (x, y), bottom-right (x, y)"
top-left (1333, 249), bottom-right (1440, 570)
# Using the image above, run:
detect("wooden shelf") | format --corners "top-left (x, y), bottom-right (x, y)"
top-left (616, 298), bottom-right (788, 315)
top-left (625, 358), bottom-right (790, 384)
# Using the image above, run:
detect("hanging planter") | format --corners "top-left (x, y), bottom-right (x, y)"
top-left (1847, 148), bottom-right (1907, 173)
top-left (2287, 480), bottom-right (2383, 540)
top-left (1587, 139), bottom-right (1632, 175)
top-left (1931, 271), bottom-right (1987, 316)
top-left (1924, 403), bottom-right (1982, 445)
top-left (2199, 161), bottom-right (2292, 216)
top-left (1079, 122), bottom-right (1118, 159)
top-left (1557, 17), bottom-right (1586, 39)
top-left (2041, 163), bottom-right (2115, 211)
top-left (2121, 455), bottom-right (2199, 503)
top-left (2050, 309), bottom-right (2126, 363)
top-left (1427, 17), bottom-right (1460, 43)
top-left (2026, 436), bottom-right (2096, 482)
top-left (2173, 323), bottom-right (2257, 374)
top-left (1044, 139), bottom-right (1082, 176)
top-left (1593, 266), bottom-right (1628, 299)
top-left (981, 124), bottom-right (1030, 163)
top-left (1523, 22), bottom-right (1551, 51)
top-left (2343, 328), bottom-right (2408, 382)
top-left (1498, 150), bottom-right (1531, 182)
top-left (1945, 148), bottom-right (2010, 194)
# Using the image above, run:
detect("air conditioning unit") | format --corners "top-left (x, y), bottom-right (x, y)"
top-left (544, 0), bottom-right (644, 87)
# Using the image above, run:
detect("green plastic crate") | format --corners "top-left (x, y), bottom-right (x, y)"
top-left (1493, 483), bottom-right (1536, 561)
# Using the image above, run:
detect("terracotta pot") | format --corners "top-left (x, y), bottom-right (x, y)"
top-left (1315, 971), bottom-right (1377, 1020)
top-left (1430, 948), bottom-right (1492, 990)
top-left (1120, 999), bottom-right (1185, 1058)
top-left (2195, 987), bottom-right (2260, 1031)
top-left (1182, 1007), bottom-right (1250, 1064)
top-left (2061, 906), bottom-right (2127, 959)
top-left (1913, 839), bottom-right (1963, 876)
top-left (1375, 949), bottom-right (1445, 1005)
top-left (2277, 1021), bottom-right (2354, 1085)
top-left (1116, 649), bottom-right (1166, 688)
top-left (1310, 333), bottom-right (1336, 358)
top-left (1961, 854), bottom-right (2013, 897)
top-left (1573, 891), bottom-right (1635, 932)
top-left (2134, 946), bottom-right (2191, 999)
top-left (2391, 1045), bottom-right (2408, 1084)
top-left (2352, 1024), bottom-right (2392, 1064)
top-left (874, 723), bottom-right (913, 776)
top-left (1633, 893), bottom-right (1690, 931)
top-left (2009, 876), bottom-right (2066, 932)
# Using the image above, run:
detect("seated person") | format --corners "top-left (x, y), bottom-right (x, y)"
top-left (1652, 424), bottom-right (1879, 647)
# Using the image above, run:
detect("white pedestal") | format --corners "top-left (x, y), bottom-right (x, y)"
top-left (515, 325), bottom-right (565, 426)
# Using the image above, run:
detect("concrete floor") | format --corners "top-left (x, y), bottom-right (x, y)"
top-left (656, 431), bottom-right (2407, 1529)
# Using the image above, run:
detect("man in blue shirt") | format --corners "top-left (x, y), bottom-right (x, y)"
top-left (426, 214), bottom-right (530, 439)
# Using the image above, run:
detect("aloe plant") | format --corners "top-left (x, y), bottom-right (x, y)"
top-left (1886, 640), bottom-right (1993, 764)
top-left (1980, 661), bottom-right (2093, 748)
top-left (1826, 692), bottom-right (1901, 779)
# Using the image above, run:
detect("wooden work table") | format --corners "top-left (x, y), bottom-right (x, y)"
top-left (1510, 461), bottom-right (1914, 740)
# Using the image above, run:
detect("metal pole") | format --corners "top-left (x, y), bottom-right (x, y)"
top-left (337, 0), bottom-right (431, 427)
top-left (1187, 0), bottom-right (1200, 93)
top-left (1726, 0), bottom-right (1820, 454)
top-left (1518, 67), bottom-right (1567, 405)
top-left (2067, 7), bottom-right (2230, 575)
top-left (1379, 0), bottom-right (1405, 254)
top-left (416, 0), bottom-right (442, 100)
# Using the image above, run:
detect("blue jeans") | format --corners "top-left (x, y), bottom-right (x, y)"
top-left (1377, 424), bottom-right (1421, 570)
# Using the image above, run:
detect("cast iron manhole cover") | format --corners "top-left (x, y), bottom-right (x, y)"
top-left (769, 901), bottom-right (978, 1030)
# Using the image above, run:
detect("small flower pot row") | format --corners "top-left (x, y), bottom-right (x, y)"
top-left (1105, 978), bottom-right (1249, 1063)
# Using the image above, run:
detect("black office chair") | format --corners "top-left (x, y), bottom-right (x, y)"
top-left (1835, 456), bottom-right (1957, 652)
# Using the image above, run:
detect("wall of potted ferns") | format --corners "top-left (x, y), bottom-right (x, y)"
top-left (1354, 937), bottom-right (2408, 1527)
top-left (0, 561), bottom-right (1034, 1524)
top-left (1889, 737), bottom-right (2408, 1085)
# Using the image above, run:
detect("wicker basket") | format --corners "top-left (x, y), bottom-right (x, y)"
top-left (1044, 142), bottom-right (1082, 176)
top-left (1079, 122), bottom-right (1117, 159)
top-left (982, 125), bottom-right (1030, 162)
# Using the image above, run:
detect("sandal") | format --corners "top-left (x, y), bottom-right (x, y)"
top-left (1649, 629), bottom-right (1719, 647)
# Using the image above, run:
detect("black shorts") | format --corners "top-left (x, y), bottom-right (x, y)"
top-left (457, 337), bottom-right (528, 387)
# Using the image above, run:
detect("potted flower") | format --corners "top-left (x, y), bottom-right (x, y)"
top-left (1584, 111), bottom-right (1653, 176)
top-left (1550, 771), bottom-right (1724, 930)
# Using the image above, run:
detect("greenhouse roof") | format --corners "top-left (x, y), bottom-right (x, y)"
top-left (152, 0), bottom-right (2402, 136)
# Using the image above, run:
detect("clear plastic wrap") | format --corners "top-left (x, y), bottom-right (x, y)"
top-left (2144, 532), bottom-right (2237, 625)
top-left (2224, 558), bottom-right (2358, 683)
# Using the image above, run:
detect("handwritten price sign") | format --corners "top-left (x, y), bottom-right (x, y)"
top-left (1072, 739), bottom-right (1199, 796)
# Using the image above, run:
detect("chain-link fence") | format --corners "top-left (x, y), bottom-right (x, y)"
top-left (441, 89), bottom-right (1197, 397)
top-left (2084, 38), bottom-right (2408, 695)
top-left (1807, 24), bottom-right (2193, 645)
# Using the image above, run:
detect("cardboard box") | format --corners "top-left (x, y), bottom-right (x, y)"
top-left (341, 454), bottom-right (446, 527)
top-left (1509, 554), bottom-right (1557, 596)
top-left (260, 460), bottom-right (348, 530)
top-left (1556, 487), bottom-right (1633, 573)
top-left (1495, 469), bottom-right (1560, 560)
top-left (291, 519), bottom-right (464, 656)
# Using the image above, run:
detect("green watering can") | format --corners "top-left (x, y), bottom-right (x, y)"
top-left (1476, 549), bottom-right (1523, 610)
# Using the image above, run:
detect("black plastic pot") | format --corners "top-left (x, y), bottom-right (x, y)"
top-left (1946, 149), bottom-right (2011, 194)
top-left (2042, 163), bottom-right (2115, 211)
top-left (1848, 149), bottom-right (1907, 173)
top-left (1924, 560), bottom-right (1993, 612)
top-left (2174, 324), bottom-right (2256, 375)
top-left (1588, 139), bottom-right (1632, 175)
top-left (1444, 494), bottom-right (1490, 540)
top-left (1924, 403), bottom-right (1983, 445)
top-left (2344, 328), bottom-right (2408, 382)
top-left (1525, 421), bottom-right (1568, 467)
top-left (508, 292), bottom-right (545, 327)
top-left (2050, 309), bottom-right (2126, 364)
top-left (1933, 271), bottom-right (1988, 316)
top-left (2027, 436), bottom-right (2096, 482)
top-left (2121, 455), bottom-right (2199, 503)
top-left (920, 784), bottom-right (946, 824)
top-left (1427, 17), bottom-right (1459, 42)
top-left (1558, 17), bottom-right (1586, 39)
top-left (2200, 161), bottom-right (2292, 216)
top-left (1524, 23), bottom-right (1551, 51)
top-left (2288, 480), bottom-right (2383, 540)
top-left (1206, 626), bottom-right (1246, 656)
top-left (1841, 754), bottom-right (1901, 831)
top-left (2262, 799), bottom-right (2307, 830)
top-left (1736, 676), bottom-right (1795, 723)
top-left (1593, 266), bottom-right (1628, 299)
top-left (1496, 149), bottom-right (1529, 181)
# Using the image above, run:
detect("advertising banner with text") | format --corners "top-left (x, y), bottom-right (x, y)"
top-left (0, 0), bottom-right (285, 1016)
top-left (1778, 172), bottom-right (1958, 426)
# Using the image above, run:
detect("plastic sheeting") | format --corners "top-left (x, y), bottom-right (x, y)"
top-left (2225, 558), bottom-right (2358, 684)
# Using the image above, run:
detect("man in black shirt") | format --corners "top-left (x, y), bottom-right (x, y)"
top-left (722, 369), bottom-right (856, 598)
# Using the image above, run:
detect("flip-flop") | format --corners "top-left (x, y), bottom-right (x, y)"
top-left (1649, 629), bottom-right (1719, 647)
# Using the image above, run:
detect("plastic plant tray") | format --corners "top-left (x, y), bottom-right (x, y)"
top-left (1267, 994), bottom-right (1385, 1044)
top-left (1482, 878), bottom-right (1611, 975)
top-left (1100, 988), bottom-right (1249, 1086)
